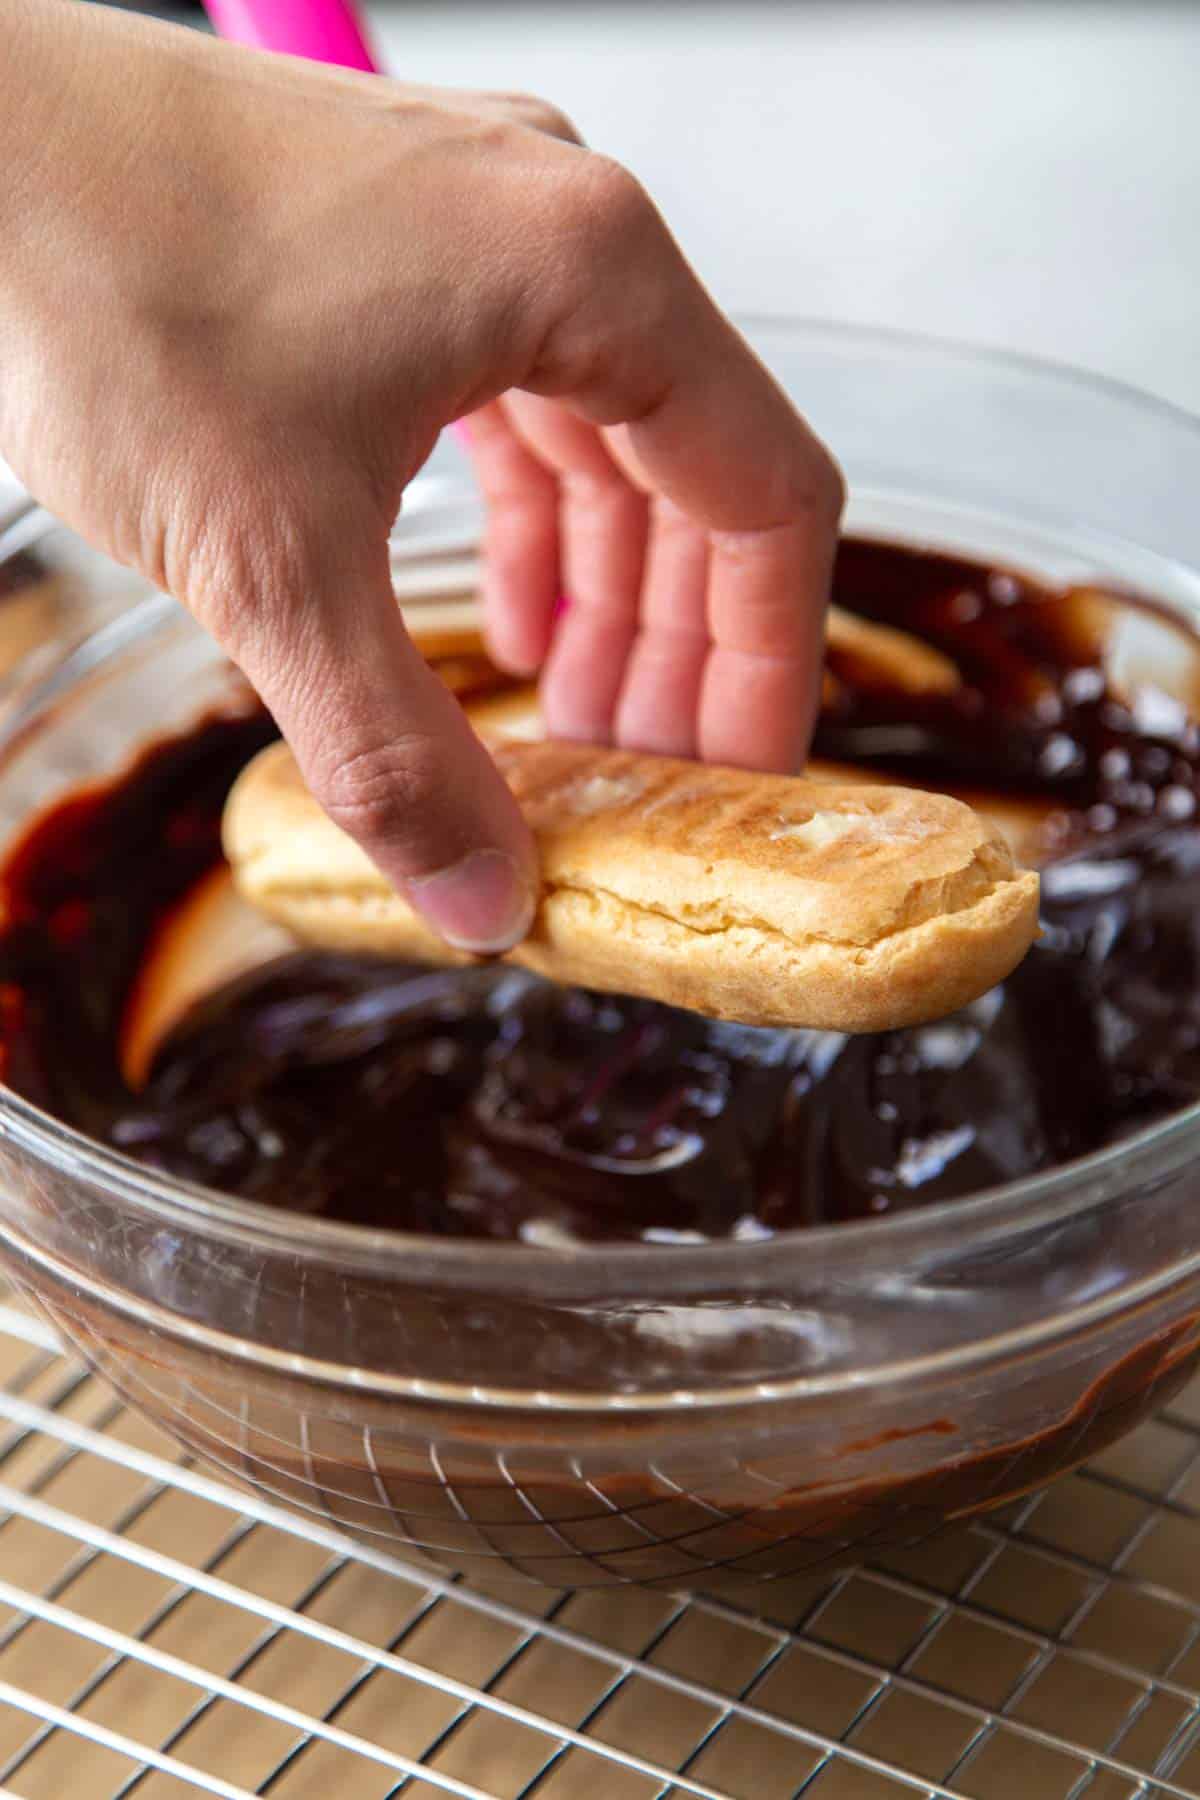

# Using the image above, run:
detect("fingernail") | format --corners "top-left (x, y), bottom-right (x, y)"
top-left (406, 849), bottom-right (536, 954)
top-left (450, 420), bottom-right (472, 447)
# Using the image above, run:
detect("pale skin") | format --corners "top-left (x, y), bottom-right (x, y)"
top-left (0, 0), bottom-right (843, 952)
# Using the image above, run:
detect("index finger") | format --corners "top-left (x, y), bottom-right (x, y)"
top-left (538, 179), bottom-right (844, 769)
top-left (607, 315), bottom-right (842, 770)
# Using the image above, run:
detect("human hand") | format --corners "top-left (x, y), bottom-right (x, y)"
top-left (0, 0), bottom-right (842, 951)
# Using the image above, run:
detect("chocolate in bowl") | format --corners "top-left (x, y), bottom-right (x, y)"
top-left (5, 541), bottom-right (1200, 1246)
top-left (1, 320), bottom-right (1200, 1589)
top-left (0, 537), bottom-right (1197, 1589)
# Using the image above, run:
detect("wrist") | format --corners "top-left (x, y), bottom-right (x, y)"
top-left (4, 1), bottom-right (96, 224)
top-left (0, 3), bottom-right (198, 385)
top-left (0, 2), bottom-right (204, 266)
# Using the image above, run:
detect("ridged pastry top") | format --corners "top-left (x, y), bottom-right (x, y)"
top-left (224, 738), bottom-right (1039, 1032)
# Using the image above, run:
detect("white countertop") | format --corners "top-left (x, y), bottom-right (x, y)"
top-left (369, 1), bottom-right (1200, 415)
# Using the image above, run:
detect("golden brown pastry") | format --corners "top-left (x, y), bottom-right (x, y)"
top-left (0, 570), bottom-right (69, 677)
top-left (122, 865), bottom-right (294, 1086)
top-left (462, 683), bottom-right (543, 740)
top-left (823, 603), bottom-right (961, 694)
top-left (398, 595), bottom-right (485, 662)
top-left (460, 685), bottom-right (1060, 868)
top-left (224, 738), bottom-right (1039, 1032)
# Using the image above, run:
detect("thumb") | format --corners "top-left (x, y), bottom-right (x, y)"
top-left (226, 548), bottom-right (538, 954)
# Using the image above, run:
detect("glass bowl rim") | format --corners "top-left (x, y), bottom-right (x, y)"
top-left (740, 312), bottom-right (1200, 435)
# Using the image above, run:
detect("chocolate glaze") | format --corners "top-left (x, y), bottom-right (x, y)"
top-left (0, 551), bottom-right (47, 605)
top-left (2, 539), bottom-right (1200, 1248)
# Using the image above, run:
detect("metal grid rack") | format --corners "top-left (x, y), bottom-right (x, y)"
top-left (0, 1288), bottom-right (1198, 1797)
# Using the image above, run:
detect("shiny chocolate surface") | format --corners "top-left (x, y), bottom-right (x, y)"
top-left (3, 539), bottom-right (1200, 1245)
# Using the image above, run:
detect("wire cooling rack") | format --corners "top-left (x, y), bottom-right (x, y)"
top-left (0, 1288), bottom-right (1199, 1797)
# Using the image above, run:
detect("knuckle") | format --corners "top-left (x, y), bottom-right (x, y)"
top-left (497, 90), bottom-right (581, 143)
top-left (547, 156), bottom-right (670, 357)
top-left (573, 155), bottom-right (657, 249)
top-left (315, 735), bottom-right (443, 850)
top-left (650, 494), bottom-right (702, 542)
top-left (561, 464), bottom-right (635, 511)
top-left (461, 112), bottom-right (532, 164)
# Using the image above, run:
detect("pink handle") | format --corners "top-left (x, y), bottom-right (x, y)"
top-left (204, 0), bottom-right (378, 71)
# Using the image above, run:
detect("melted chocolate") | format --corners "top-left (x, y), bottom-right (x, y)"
top-left (0, 551), bottom-right (48, 605)
top-left (3, 539), bottom-right (1200, 1247)
top-left (823, 539), bottom-right (1200, 842)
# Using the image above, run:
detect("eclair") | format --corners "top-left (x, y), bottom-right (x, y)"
top-left (0, 568), bottom-right (70, 678)
top-left (398, 596), bottom-right (485, 662)
top-left (223, 739), bottom-right (1039, 1033)
top-left (461, 686), bottom-right (1060, 868)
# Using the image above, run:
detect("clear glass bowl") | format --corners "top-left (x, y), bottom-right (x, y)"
top-left (1, 321), bottom-right (1199, 1592)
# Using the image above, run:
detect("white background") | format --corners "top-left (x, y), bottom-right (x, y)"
top-left (369, 1), bottom-right (1200, 414)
